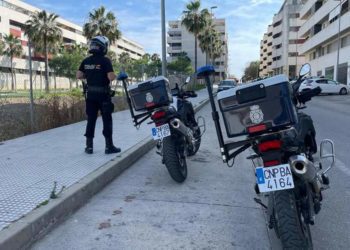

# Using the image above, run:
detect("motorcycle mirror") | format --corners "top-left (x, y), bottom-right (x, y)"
top-left (299, 63), bottom-right (311, 78)
top-left (185, 76), bottom-right (191, 84)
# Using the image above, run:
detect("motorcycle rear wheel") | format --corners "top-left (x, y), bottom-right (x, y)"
top-left (163, 137), bottom-right (187, 183)
top-left (187, 126), bottom-right (201, 156)
top-left (273, 189), bottom-right (313, 250)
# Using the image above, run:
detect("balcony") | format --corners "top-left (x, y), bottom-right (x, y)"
top-left (299, 0), bottom-right (339, 37)
top-left (273, 36), bottom-right (283, 46)
top-left (299, 10), bottom-right (350, 54)
top-left (167, 36), bottom-right (182, 43)
top-left (167, 46), bottom-right (182, 53)
top-left (273, 24), bottom-right (283, 35)
top-left (300, 0), bottom-right (315, 20)
top-left (272, 47), bottom-right (283, 58)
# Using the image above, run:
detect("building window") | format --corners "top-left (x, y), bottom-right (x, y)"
top-left (325, 66), bottom-right (334, 80)
top-left (289, 52), bottom-right (299, 57)
top-left (273, 20), bottom-right (282, 27)
top-left (289, 13), bottom-right (300, 19)
top-left (289, 39), bottom-right (304, 44)
top-left (273, 32), bottom-right (282, 39)
top-left (289, 65), bottom-right (297, 79)
top-left (341, 35), bottom-right (350, 48)
top-left (337, 63), bottom-right (348, 84)
top-left (289, 26), bottom-right (300, 32)
top-left (341, 0), bottom-right (349, 16)
top-left (316, 46), bottom-right (325, 57)
top-left (275, 43), bottom-right (282, 49)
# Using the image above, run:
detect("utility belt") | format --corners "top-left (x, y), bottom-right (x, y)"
top-left (87, 85), bottom-right (110, 94)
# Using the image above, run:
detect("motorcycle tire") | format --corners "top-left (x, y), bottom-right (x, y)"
top-left (273, 189), bottom-right (313, 250)
top-left (187, 126), bottom-right (201, 156)
top-left (163, 137), bottom-right (187, 183)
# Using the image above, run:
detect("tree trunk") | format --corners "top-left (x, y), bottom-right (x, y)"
top-left (10, 57), bottom-right (15, 91)
top-left (194, 36), bottom-right (198, 72)
top-left (54, 73), bottom-right (57, 90)
top-left (44, 37), bottom-right (49, 93)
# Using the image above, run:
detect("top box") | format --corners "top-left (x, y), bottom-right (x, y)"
top-left (217, 75), bottom-right (298, 138)
top-left (127, 76), bottom-right (173, 112)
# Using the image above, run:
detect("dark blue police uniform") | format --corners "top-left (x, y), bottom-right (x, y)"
top-left (79, 55), bottom-right (114, 139)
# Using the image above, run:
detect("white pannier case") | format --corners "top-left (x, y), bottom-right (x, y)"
top-left (217, 75), bottom-right (298, 138)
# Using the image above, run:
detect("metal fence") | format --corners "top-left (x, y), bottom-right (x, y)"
top-left (0, 64), bottom-right (206, 142)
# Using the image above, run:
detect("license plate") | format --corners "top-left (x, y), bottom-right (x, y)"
top-left (256, 164), bottom-right (294, 193)
top-left (151, 124), bottom-right (171, 140)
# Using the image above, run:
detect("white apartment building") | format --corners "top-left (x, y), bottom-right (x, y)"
top-left (260, 0), bottom-right (306, 79)
top-left (167, 18), bottom-right (228, 79)
top-left (260, 25), bottom-right (273, 76)
top-left (0, 0), bottom-right (144, 90)
top-left (299, 0), bottom-right (350, 85)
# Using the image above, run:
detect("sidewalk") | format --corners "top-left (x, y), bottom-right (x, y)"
top-left (0, 89), bottom-right (209, 232)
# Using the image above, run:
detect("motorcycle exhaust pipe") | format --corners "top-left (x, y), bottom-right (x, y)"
top-left (169, 118), bottom-right (194, 142)
top-left (289, 155), bottom-right (322, 193)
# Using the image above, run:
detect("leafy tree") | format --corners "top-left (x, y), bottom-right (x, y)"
top-left (1, 34), bottom-right (23, 91)
top-left (167, 52), bottom-right (194, 74)
top-left (25, 10), bottom-right (62, 92)
top-left (243, 61), bottom-right (260, 81)
top-left (144, 53), bottom-right (161, 77)
top-left (118, 52), bottom-right (131, 66)
top-left (50, 44), bottom-right (87, 88)
top-left (83, 6), bottom-right (121, 44)
top-left (182, 0), bottom-right (210, 71)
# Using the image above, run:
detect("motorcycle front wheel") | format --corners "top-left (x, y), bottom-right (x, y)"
top-left (162, 136), bottom-right (187, 183)
top-left (273, 189), bottom-right (313, 250)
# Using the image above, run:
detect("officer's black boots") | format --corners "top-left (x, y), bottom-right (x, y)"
top-left (85, 137), bottom-right (93, 154)
top-left (105, 137), bottom-right (121, 154)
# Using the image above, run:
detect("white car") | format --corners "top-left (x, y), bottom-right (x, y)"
top-left (299, 78), bottom-right (349, 95)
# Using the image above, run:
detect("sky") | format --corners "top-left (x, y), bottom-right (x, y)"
top-left (23, 0), bottom-right (283, 78)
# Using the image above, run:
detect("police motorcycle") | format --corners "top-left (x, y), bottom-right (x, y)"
top-left (197, 64), bottom-right (335, 249)
top-left (118, 73), bottom-right (205, 183)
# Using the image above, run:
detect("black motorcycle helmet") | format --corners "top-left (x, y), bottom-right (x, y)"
top-left (88, 36), bottom-right (110, 55)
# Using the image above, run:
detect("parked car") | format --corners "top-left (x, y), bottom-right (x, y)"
top-left (217, 79), bottom-right (237, 92)
top-left (299, 77), bottom-right (349, 95)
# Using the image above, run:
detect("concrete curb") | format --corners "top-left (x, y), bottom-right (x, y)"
top-left (0, 97), bottom-right (210, 250)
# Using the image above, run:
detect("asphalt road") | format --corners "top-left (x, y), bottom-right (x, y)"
top-left (32, 95), bottom-right (350, 250)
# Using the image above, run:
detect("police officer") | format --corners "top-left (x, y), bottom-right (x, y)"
top-left (76, 36), bottom-right (121, 154)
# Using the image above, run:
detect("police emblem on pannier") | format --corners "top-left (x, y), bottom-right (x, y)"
top-left (146, 92), bottom-right (154, 103)
top-left (250, 105), bottom-right (264, 124)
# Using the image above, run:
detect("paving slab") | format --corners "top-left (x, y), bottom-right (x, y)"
top-left (0, 89), bottom-right (209, 230)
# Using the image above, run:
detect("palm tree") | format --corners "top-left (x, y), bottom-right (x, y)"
top-left (83, 6), bottom-right (121, 44)
top-left (182, 0), bottom-right (210, 71)
top-left (25, 10), bottom-right (62, 93)
top-left (1, 34), bottom-right (23, 91)
top-left (0, 39), bottom-right (4, 54)
top-left (198, 20), bottom-right (219, 64)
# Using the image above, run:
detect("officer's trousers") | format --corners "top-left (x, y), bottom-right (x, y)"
top-left (84, 98), bottom-right (114, 138)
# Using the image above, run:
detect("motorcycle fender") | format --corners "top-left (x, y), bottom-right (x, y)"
top-left (297, 112), bottom-right (317, 153)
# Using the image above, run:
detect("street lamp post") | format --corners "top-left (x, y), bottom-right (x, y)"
top-left (335, 0), bottom-right (344, 82)
top-left (210, 6), bottom-right (218, 81)
top-left (161, 0), bottom-right (167, 77)
top-left (210, 6), bottom-right (217, 65)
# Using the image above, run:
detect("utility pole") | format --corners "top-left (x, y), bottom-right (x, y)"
top-left (335, 0), bottom-right (344, 82)
top-left (161, 0), bottom-right (167, 77)
top-left (28, 40), bottom-right (35, 132)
